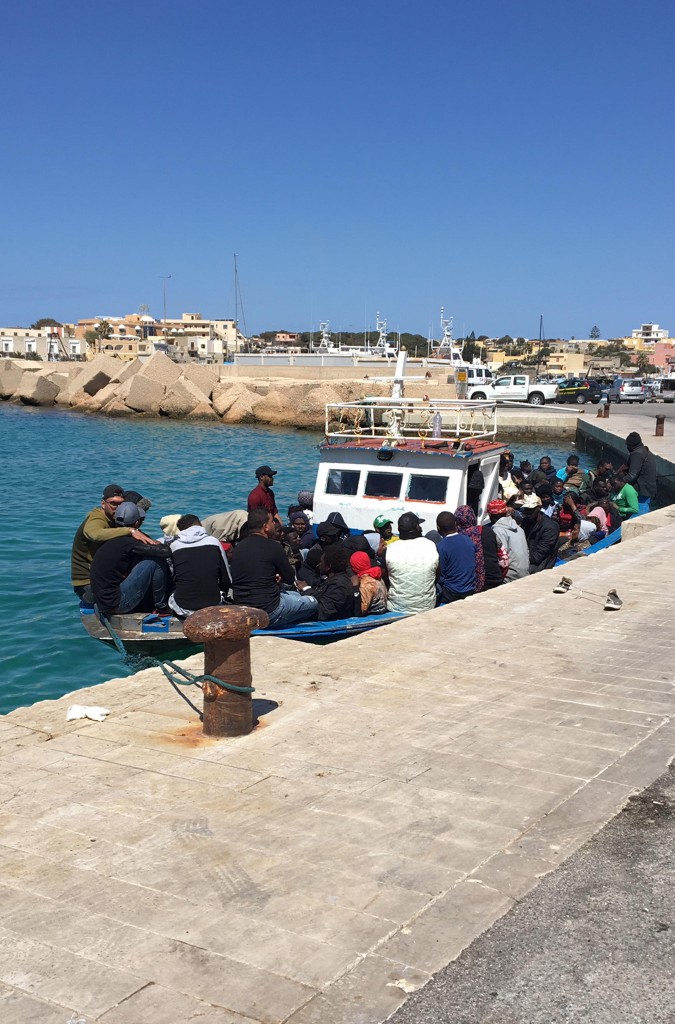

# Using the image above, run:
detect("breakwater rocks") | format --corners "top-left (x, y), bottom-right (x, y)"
top-left (0, 354), bottom-right (394, 430)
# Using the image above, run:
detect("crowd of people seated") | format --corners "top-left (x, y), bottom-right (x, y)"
top-left (495, 430), bottom-right (657, 571)
top-left (71, 432), bottom-right (657, 628)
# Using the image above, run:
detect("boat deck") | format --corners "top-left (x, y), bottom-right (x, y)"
top-left (321, 436), bottom-right (505, 456)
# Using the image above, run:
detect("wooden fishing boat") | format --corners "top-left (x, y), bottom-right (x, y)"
top-left (80, 604), bottom-right (410, 655)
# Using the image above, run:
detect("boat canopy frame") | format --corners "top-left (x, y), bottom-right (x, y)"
top-left (325, 397), bottom-right (498, 445)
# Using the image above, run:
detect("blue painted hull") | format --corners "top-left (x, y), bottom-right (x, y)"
top-left (82, 606), bottom-right (410, 650)
top-left (252, 610), bottom-right (410, 642)
top-left (555, 525), bottom-right (622, 565)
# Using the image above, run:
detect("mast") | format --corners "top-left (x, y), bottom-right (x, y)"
top-left (233, 254), bottom-right (238, 355)
top-left (536, 314), bottom-right (544, 378)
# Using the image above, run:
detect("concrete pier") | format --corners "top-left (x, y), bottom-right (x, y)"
top-left (1, 517), bottom-right (674, 1022)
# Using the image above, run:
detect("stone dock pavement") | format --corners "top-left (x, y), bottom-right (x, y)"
top-left (1, 527), bottom-right (674, 1023)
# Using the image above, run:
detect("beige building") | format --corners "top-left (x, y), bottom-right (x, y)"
top-left (77, 312), bottom-right (247, 362)
top-left (273, 331), bottom-right (300, 347)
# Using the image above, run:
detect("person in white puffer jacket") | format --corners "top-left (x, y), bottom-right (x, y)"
top-left (385, 512), bottom-right (439, 614)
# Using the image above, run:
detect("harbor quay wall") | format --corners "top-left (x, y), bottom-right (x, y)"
top-left (577, 414), bottom-right (675, 507)
top-left (0, 513), bottom-right (674, 1022)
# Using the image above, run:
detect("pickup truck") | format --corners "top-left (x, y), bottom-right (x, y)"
top-left (467, 374), bottom-right (559, 406)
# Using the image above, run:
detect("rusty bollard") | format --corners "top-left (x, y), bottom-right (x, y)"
top-left (183, 605), bottom-right (269, 738)
top-left (603, 402), bottom-right (610, 418)
top-left (655, 414), bottom-right (665, 437)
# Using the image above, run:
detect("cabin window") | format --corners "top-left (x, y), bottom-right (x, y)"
top-left (407, 475), bottom-right (447, 503)
top-left (364, 472), bottom-right (403, 499)
top-left (326, 469), bottom-right (360, 495)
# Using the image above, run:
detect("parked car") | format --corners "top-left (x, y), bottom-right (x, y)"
top-left (660, 379), bottom-right (675, 403)
top-left (554, 378), bottom-right (603, 405)
top-left (467, 375), bottom-right (559, 405)
top-left (606, 377), bottom-right (647, 404)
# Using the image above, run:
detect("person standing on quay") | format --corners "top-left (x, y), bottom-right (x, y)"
top-left (623, 432), bottom-right (657, 514)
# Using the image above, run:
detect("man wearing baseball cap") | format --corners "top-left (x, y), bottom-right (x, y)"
top-left (385, 512), bottom-right (439, 614)
top-left (520, 493), bottom-right (560, 573)
top-left (71, 483), bottom-right (157, 598)
top-left (88, 502), bottom-right (172, 618)
top-left (373, 514), bottom-right (398, 546)
top-left (247, 465), bottom-right (280, 522)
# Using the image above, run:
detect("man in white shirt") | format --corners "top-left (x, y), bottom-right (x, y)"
top-left (385, 512), bottom-right (439, 614)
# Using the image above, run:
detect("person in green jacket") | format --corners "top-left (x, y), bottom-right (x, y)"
top-left (610, 473), bottom-right (639, 521)
top-left (71, 484), bottom-right (157, 596)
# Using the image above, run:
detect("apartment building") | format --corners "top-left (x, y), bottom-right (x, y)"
top-left (0, 325), bottom-right (82, 360)
top-left (76, 313), bottom-right (246, 362)
top-left (629, 322), bottom-right (669, 346)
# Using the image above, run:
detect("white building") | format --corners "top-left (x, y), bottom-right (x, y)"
top-left (631, 323), bottom-right (668, 344)
top-left (0, 325), bottom-right (81, 360)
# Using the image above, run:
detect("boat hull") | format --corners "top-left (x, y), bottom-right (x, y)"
top-left (80, 607), bottom-right (410, 652)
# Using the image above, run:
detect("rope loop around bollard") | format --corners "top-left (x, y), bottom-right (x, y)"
top-left (98, 616), bottom-right (255, 721)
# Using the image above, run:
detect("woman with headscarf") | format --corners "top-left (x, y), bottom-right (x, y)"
top-left (454, 505), bottom-right (485, 592)
top-left (585, 502), bottom-right (608, 537)
top-left (349, 551), bottom-right (388, 615)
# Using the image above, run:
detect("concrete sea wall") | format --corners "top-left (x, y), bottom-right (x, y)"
top-left (0, 355), bottom-right (583, 437)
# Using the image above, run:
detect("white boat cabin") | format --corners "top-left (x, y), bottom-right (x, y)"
top-left (313, 396), bottom-right (507, 531)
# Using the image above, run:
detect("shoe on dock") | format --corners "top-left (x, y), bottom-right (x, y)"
top-left (553, 577), bottom-right (573, 594)
top-left (604, 589), bottom-right (622, 611)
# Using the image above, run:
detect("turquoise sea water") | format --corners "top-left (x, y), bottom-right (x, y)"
top-left (0, 403), bottom-right (589, 713)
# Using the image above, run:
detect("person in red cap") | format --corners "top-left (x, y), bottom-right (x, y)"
top-left (247, 465), bottom-right (281, 523)
top-left (488, 499), bottom-right (530, 581)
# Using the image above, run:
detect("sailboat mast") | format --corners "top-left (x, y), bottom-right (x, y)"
top-left (233, 253), bottom-right (238, 355)
top-left (536, 314), bottom-right (544, 378)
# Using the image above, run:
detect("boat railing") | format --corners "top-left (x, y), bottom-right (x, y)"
top-left (325, 397), bottom-right (498, 443)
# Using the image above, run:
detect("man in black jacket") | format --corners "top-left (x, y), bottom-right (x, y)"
top-left (624, 432), bottom-right (657, 513)
top-left (168, 514), bottom-right (232, 617)
top-left (298, 544), bottom-right (360, 621)
top-left (231, 509), bottom-right (317, 628)
top-left (89, 502), bottom-right (172, 617)
top-left (521, 494), bottom-right (560, 573)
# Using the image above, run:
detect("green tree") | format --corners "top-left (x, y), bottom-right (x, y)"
top-left (95, 320), bottom-right (113, 341)
top-left (636, 352), bottom-right (657, 375)
top-left (618, 352), bottom-right (633, 367)
top-left (31, 317), bottom-right (62, 330)
top-left (462, 339), bottom-right (480, 363)
top-left (590, 326), bottom-right (601, 340)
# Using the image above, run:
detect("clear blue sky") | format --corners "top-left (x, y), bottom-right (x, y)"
top-left (2, 0), bottom-right (673, 339)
